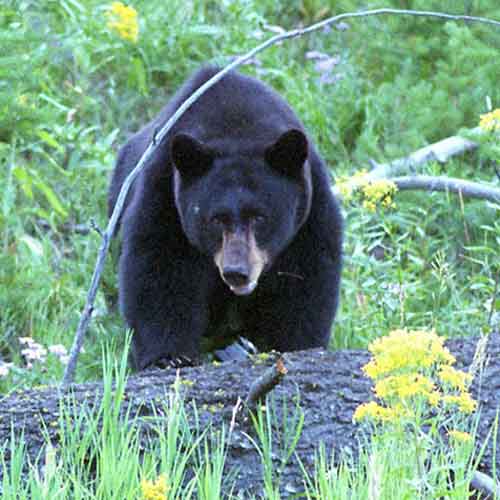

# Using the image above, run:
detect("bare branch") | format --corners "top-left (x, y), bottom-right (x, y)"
top-left (332, 131), bottom-right (480, 197)
top-left (332, 127), bottom-right (500, 204)
top-left (62, 9), bottom-right (500, 387)
top-left (373, 132), bottom-right (479, 178)
top-left (392, 175), bottom-right (500, 204)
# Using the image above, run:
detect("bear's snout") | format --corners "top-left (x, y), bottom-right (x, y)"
top-left (214, 228), bottom-right (267, 296)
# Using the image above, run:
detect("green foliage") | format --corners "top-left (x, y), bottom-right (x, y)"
top-left (300, 427), bottom-right (480, 499)
top-left (0, 0), bottom-right (498, 413)
top-left (2, 3), bottom-right (499, 495)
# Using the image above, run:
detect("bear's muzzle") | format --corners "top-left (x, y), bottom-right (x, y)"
top-left (214, 228), bottom-right (268, 296)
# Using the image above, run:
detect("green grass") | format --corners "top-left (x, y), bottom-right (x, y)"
top-left (0, 0), bottom-right (498, 388)
top-left (0, 0), bottom-right (499, 496)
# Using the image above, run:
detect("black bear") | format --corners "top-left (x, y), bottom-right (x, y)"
top-left (108, 67), bottom-right (343, 370)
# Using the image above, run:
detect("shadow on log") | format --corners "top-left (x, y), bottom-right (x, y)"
top-left (0, 333), bottom-right (499, 496)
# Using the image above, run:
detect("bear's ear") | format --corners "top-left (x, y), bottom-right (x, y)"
top-left (265, 129), bottom-right (308, 178)
top-left (170, 133), bottom-right (214, 179)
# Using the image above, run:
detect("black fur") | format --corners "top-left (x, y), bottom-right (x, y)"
top-left (108, 67), bottom-right (343, 370)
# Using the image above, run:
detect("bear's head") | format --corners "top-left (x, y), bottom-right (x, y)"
top-left (170, 129), bottom-right (312, 295)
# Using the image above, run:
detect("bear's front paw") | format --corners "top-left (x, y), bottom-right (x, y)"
top-left (214, 336), bottom-right (258, 362)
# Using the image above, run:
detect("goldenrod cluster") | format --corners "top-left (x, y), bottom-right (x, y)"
top-left (353, 329), bottom-right (477, 423)
top-left (438, 364), bottom-right (472, 392)
top-left (336, 171), bottom-right (397, 212)
top-left (106, 2), bottom-right (139, 42)
top-left (141, 473), bottom-right (169, 500)
top-left (361, 179), bottom-right (397, 212)
top-left (441, 393), bottom-right (477, 414)
top-left (479, 108), bottom-right (500, 132)
top-left (363, 329), bottom-right (455, 378)
top-left (353, 401), bottom-right (410, 423)
top-left (374, 372), bottom-right (440, 407)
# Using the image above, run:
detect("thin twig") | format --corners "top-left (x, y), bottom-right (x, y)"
top-left (62, 8), bottom-right (500, 387)
top-left (230, 397), bottom-right (243, 434)
top-left (36, 219), bottom-right (91, 236)
top-left (89, 218), bottom-right (104, 238)
top-left (488, 272), bottom-right (499, 328)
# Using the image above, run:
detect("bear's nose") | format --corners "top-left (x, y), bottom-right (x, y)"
top-left (223, 265), bottom-right (250, 288)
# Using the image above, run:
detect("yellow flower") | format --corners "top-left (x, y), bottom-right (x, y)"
top-left (374, 372), bottom-right (437, 403)
top-left (336, 171), bottom-right (397, 211)
top-left (438, 365), bottom-right (472, 392)
top-left (479, 109), bottom-right (500, 132)
top-left (106, 2), bottom-right (139, 42)
top-left (141, 473), bottom-right (169, 500)
top-left (363, 329), bottom-right (455, 380)
top-left (353, 401), bottom-right (408, 423)
top-left (442, 393), bottom-right (477, 414)
top-left (427, 390), bottom-right (441, 407)
top-left (355, 328), bottom-right (478, 429)
top-left (362, 199), bottom-right (377, 212)
top-left (448, 429), bottom-right (472, 443)
top-left (361, 179), bottom-right (397, 211)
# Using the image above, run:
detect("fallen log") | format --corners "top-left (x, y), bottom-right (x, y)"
top-left (1, 333), bottom-right (499, 496)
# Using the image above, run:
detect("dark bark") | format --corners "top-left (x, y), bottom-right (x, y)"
top-left (1, 333), bottom-right (499, 497)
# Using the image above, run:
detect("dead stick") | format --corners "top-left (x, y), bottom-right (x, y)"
top-left (470, 470), bottom-right (500, 499)
top-left (245, 358), bottom-right (288, 412)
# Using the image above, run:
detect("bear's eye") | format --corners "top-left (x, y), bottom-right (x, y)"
top-left (210, 213), bottom-right (232, 226)
top-left (242, 210), bottom-right (266, 224)
top-left (254, 214), bottom-right (266, 223)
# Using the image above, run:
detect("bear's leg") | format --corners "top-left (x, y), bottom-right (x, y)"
top-left (118, 245), bottom-right (213, 370)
